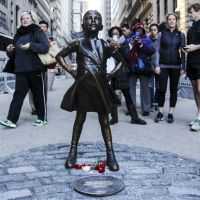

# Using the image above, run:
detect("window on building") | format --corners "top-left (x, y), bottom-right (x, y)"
top-left (157, 0), bottom-right (160, 23)
top-left (0, 10), bottom-right (7, 29)
top-left (16, 5), bottom-right (19, 29)
top-left (0, 0), bottom-right (7, 7)
top-left (11, 2), bottom-right (13, 15)
top-left (0, 0), bottom-right (8, 7)
top-left (173, 0), bottom-right (177, 12)
top-left (164, 0), bottom-right (168, 15)
top-left (11, 19), bottom-right (14, 35)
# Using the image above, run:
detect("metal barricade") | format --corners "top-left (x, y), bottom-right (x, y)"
top-left (178, 76), bottom-right (194, 100)
top-left (0, 58), bottom-right (15, 94)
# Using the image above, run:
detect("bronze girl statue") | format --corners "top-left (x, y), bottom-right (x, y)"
top-left (56, 10), bottom-right (124, 171)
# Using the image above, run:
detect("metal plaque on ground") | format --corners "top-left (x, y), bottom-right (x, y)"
top-left (73, 175), bottom-right (125, 197)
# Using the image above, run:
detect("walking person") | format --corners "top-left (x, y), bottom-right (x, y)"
top-left (39, 20), bottom-right (57, 91)
top-left (0, 11), bottom-right (49, 128)
top-left (108, 26), bottom-right (146, 125)
top-left (154, 13), bottom-right (186, 123)
top-left (29, 20), bottom-right (57, 115)
top-left (148, 23), bottom-right (159, 112)
top-left (129, 22), bottom-right (155, 116)
top-left (183, 4), bottom-right (200, 131)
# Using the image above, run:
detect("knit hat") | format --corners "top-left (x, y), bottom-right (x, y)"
top-left (133, 23), bottom-right (145, 31)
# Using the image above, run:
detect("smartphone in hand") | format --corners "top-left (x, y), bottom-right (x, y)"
top-left (112, 35), bottom-right (118, 42)
top-left (182, 46), bottom-right (189, 50)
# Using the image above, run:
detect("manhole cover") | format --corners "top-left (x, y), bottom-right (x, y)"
top-left (73, 175), bottom-right (125, 197)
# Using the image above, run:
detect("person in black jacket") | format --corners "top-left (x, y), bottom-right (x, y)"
top-left (0, 11), bottom-right (49, 128)
top-left (108, 26), bottom-right (146, 125)
top-left (184, 4), bottom-right (200, 131)
top-left (154, 13), bottom-right (185, 123)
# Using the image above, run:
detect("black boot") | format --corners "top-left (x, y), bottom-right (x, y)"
top-left (129, 105), bottom-right (147, 125)
top-left (65, 144), bottom-right (77, 168)
top-left (106, 143), bottom-right (119, 171)
top-left (109, 105), bottom-right (118, 125)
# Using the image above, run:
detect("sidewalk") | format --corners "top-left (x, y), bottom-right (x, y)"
top-left (0, 77), bottom-right (200, 160)
top-left (0, 142), bottom-right (200, 200)
top-left (1, 77), bottom-right (200, 200)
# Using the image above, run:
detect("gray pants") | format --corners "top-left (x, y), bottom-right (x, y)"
top-left (48, 70), bottom-right (56, 91)
top-left (129, 74), bottom-right (151, 113)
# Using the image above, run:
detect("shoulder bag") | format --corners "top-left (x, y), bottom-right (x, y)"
top-left (38, 40), bottom-right (60, 66)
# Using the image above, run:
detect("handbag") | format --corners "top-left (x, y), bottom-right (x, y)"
top-left (38, 40), bottom-right (60, 66)
top-left (3, 57), bottom-right (15, 74)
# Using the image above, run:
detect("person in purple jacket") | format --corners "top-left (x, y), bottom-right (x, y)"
top-left (0, 11), bottom-right (49, 128)
top-left (129, 22), bottom-right (155, 117)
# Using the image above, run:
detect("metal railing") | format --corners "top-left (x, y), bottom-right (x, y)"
top-left (0, 58), bottom-right (15, 94)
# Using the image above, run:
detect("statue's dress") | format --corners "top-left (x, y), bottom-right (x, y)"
top-left (60, 39), bottom-right (121, 114)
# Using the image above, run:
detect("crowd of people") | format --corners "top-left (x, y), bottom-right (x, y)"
top-left (107, 3), bottom-right (200, 132)
top-left (0, 3), bottom-right (200, 134)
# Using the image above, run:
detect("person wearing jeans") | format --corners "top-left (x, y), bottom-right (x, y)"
top-left (148, 23), bottom-right (159, 112)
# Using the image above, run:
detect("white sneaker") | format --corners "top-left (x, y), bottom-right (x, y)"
top-left (33, 119), bottom-right (48, 126)
top-left (189, 119), bottom-right (197, 126)
top-left (0, 119), bottom-right (16, 128)
top-left (191, 120), bottom-right (200, 131)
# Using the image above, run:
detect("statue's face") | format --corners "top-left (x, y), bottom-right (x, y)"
top-left (82, 10), bottom-right (103, 33)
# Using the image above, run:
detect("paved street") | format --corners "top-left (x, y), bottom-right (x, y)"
top-left (0, 76), bottom-right (200, 199)
top-left (0, 143), bottom-right (200, 200)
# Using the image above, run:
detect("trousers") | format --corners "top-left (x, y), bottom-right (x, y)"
top-left (129, 74), bottom-right (151, 112)
top-left (7, 72), bottom-right (47, 123)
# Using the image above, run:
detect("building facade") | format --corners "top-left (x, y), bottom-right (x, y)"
top-left (176, 0), bottom-right (199, 34)
top-left (101, 0), bottom-right (111, 39)
top-left (112, 0), bottom-right (177, 30)
top-left (111, 0), bottom-right (177, 28)
top-left (111, 0), bottom-right (199, 33)
top-left (49, 0), bottom-right (62, 37)
top-left (71, 0), bottom-right (88, 33)
top-left (61, 0), bottom-right (72, 45)
top-left (111, 0), bottom-right (127, 27)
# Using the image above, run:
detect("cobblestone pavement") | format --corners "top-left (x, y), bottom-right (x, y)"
top-left (0, 142), bottom-right (200, 200)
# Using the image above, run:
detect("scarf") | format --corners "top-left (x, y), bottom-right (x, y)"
top-left (17, 24), bottom-right (39, 35)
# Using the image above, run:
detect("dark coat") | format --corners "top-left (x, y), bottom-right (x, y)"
top-left (187, 19), bottom-right (200, 66)
top-left (111, 40), bottom-right (130, 90)
top-left (159, 29), bottom-right (185, 68)
top-left (129, 34), bottom-right (155, 76)
top-left (5, 24), bottom-right (49, 73)
top-left (57, 38), bottom-right (124, 114)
